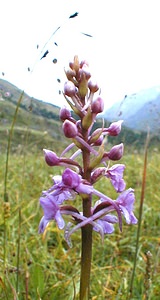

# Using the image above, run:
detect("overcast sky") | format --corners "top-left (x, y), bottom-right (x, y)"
top-left (0, 0), bottom-right (160, 109)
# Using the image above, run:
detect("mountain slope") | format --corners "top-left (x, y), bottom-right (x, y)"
top-left (0, 79), bottom-right (65, 153)
top-left (103, 86), bottom-right (160, 133)
top-left (1, 78), bottom-right (160, 153)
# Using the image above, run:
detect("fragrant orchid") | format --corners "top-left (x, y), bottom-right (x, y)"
top-left (38, 56), bottom-right (137, 299)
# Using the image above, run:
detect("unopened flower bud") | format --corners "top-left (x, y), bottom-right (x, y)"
top-left (43, 149), bottom-right (59, 166)
top-left (63, 120), bottom-right (78, 138)
top-left (107, 120), bottom-right (123, 136)
top-left (60, 107), bottom-right (72, 121)
top-left (69, 62), bottom-right (74, 69)
top-left (108, 143), bottom-right (124, 161)
top-left (91, 97), bottom-right (104, 114)
top-left (88, 80), bottom-right (99, 93)
top-left (64, 81), bottom-right (76, 97)
top-left (69, 55), bottom-right (80, 73)
top-left (76, 120), bottom-right (82, 133)
top-left (65, 68), bottom-right (76, 81)
top-left (81, 64), bottom-right (91, 80)
top-left (94, 135), bottom-right (103, 146)
top-left (82, 108), bottom-right (93, 130)
top-left (91, 167), bottom-right (106, 183)
top-left (89, 128), bottom-right (102, 144)
top-left (79, 74), bottom-right (88, 98)
top-left (80, 60), bottom-right (89, 68)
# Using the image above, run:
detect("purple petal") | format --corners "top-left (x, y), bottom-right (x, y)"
top-left (39, 195), bottom-right (65, 231)
top-left (76, 182), bottom-right (93, 194)
top-left (93, 214), bottom-right (118, 234)
top-left (52, 175), bottom-right (62, 185)
top-left (116, 188), bottom-right (138, 224)
top-left (62, 168), bottom-right (81, 188)
top-left (40, 196), bottom-right (58, 219)
top-left (55, 210), bottom-right (65, 229)
top-left (38, 216), bottom-right (49, 233)
top-left (106, 164), bottom-right (126, 192)
top-left (94, 219), bottom-right (115, 234)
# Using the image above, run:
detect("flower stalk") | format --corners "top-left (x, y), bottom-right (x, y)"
top-left (80, 129), bottom-right (92, 299)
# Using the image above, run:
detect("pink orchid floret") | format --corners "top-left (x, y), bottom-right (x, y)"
top-left (62, 168), bottom-right (81, 188)
top-left (91, 188), bottom-right (137, 234)
top-left (106, 164), bottom-right (126, 192)
top-left (93, 214), bottom-right (118, 234)
top-left (39, 168), bottom-right (94, 233)
top-left (39, 195), bottom-right (65, 233)
top-left (116, 188), bottom-right (138, 224)
top-left (63, 186), bottom-right (137, 244)
top-left (91, 188), bottom-right (137, 235)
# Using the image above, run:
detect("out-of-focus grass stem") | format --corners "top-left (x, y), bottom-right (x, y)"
top-left (3, 91), bottom-right (24, 277)
top-left (4, 91), bottom-right (24, 201)
top-left (128, 131), bottom-right (150, 299)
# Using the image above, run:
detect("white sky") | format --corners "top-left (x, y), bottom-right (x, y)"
top-left (0, 0), bottom-right (160, 109)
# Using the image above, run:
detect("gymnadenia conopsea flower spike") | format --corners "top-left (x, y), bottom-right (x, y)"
top-left (38, 56), bottom-right (137, 300)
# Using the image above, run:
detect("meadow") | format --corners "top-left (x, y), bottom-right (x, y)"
top-left (0, 143), bottom-right (160, 299)
top-left (1, 76), bottom-right (160, 300)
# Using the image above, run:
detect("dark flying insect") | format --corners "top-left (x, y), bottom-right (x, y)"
top-left (69, 12), bottom-right (79, 19)
top-left (53, 58), bottom-right (57, 64)
top-left (40, 50), bottom-right (49, 60)
top-left (39, 12), bottom-right (78, 65)
top-left (81, 32), bottom-right (93, 38)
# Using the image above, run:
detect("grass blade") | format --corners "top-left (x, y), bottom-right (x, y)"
top-left (127, 131), bottom-right (150, 299)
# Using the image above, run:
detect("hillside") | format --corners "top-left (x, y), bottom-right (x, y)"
top-left (0, 79), bottom-right (159, 154)
top-left (103, 86), bottom-right (160, 133)
top-left (0, 79), bottom-right (65, 153)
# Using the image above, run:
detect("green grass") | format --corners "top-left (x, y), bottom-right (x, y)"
top-left (0, 148), bottom-right (160, 299)
top-left (1, 60), bottom-right (160, 300)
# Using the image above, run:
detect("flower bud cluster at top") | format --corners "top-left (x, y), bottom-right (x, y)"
top-left (39, 55), bottom-right (137, 246)
top-left (60, 56), bottom-right (123, 160)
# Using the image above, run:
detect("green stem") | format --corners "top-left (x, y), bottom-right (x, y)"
top-left (80, 129), bottom-right (92, 300)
